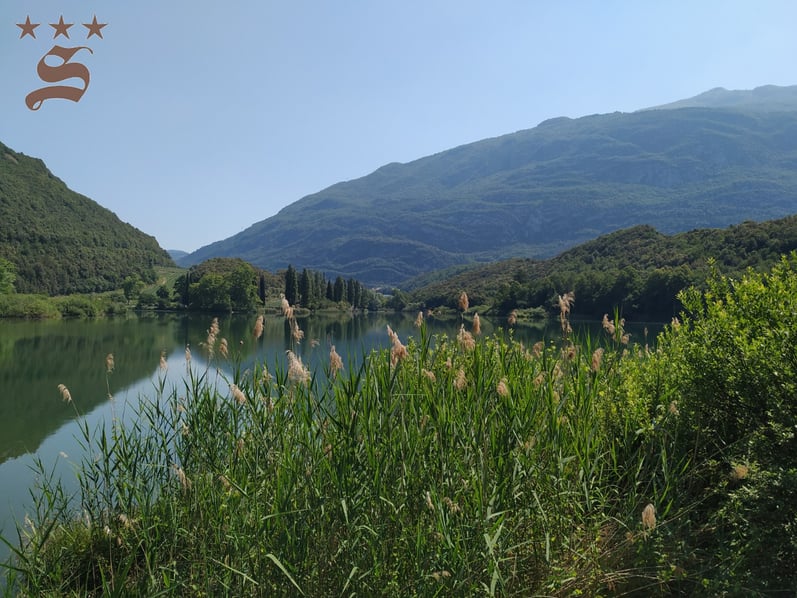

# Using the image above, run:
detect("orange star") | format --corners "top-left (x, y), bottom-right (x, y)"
top-left (16, 16), bottom-right (40, 39)
top-left (50, 15), bottom-right (73, 39)
top-left (83, 15), bottom-right (107, 39)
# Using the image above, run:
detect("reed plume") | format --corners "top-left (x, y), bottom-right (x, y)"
top-left (287, 350), bottom-right (310, 385)
top-left (105, 353), bottom-right (114, 374)
top-left (458, 291), bottom-right (469, 313)
top-left (602, 313), bottom-right (615, 335)
top-left (159, 350), bottom-right (168, 371)
top-left (290, 318), bottom-right (305, 344)
top-left (204, 317), bottom-right (220, 357)
top-left (386, 325), bottom-right (408, 367)
top-left (508, 310), bottom-right (518, 327)
top-left (329, 345), bottom-right (343, 378)
top-left (57, 383), bottom-right (72, 403)
top-left (172, 464), bottom-right (192, 493)
top-left (219, 338), bottom-right (229, 359)
top-left (591, 348), bottom-right (604, 372)
top-left (558, 291), bottom-right (575, 337)
top-left (472, 313), bottom-right (481, 336)
top-left (414, 311), bottom-right (424, 328)
top-left (457, 324), bottom-right (475, 351)
top-left (230, 383), bottom-right (246, 405)
top-left (253, 315), bottom-right (264, 340)
top-left (454, 368), bottom-right (467, 390)
top-left (497, 378), bottom-right (509, 398)
top-left (280, 296), bottom-right (293, 319)
top-left (641, 503), bottom-right (656, 531)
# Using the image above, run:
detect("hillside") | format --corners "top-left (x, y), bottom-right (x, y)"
top-left (0, 142), bottom-right (174, 295)
top-left (408, 214), bottom-right (797, 319)
top-left (183, 85), bottom-right (797, 287)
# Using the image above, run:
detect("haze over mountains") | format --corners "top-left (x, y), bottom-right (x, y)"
top-left (182, 85), bottom-right (797, 287)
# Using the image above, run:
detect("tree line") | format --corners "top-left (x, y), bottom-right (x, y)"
top-left (171, 258), bottom-right (380, 312)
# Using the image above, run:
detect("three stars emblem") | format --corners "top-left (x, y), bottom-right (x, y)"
top-left (16, 15), bottom-right (107, 40)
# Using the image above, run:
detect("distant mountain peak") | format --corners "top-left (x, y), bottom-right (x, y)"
top-left (642, 83), bottom-right (797, 112)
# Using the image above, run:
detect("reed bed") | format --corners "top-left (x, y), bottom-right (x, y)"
top-left (2, 315), bottom-right (682, 596)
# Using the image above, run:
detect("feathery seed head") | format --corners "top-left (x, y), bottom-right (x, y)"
top-left (329, 345), bottom-right (343, 378)
top-left (458, 291), bottom-right (469, 313)
top-left (457, 325), bottom-right (475, 351)
top-left (57, 383), bottom-right (72, 403)
top-left (641, 503), bottom-right (656, 530)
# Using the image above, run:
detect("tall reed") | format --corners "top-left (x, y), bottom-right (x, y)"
top-left (2, 317), bottom-right (681, 596)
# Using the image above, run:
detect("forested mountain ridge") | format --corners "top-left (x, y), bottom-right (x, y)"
top-left (182, 85), bottom-right (797, 287)
top-left (0, 142), bottom-right (174, 295)
top-left (408, 214), bottom-right (797, 319)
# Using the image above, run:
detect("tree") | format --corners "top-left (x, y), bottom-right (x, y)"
top-left (0, 258), bottom-right (16, 294)
top-left (333, 276), bottom-right (345, 303)
top-left (284, 265), bottom-right (298, 306)
top-left (299, 269), bottom-right (312, 308)
top-left (189, 273), bottom-right (231, 311)
top-left (258, 273), bottom-right (267, 306)
top-left (228, 263), bottom-right (257, 311)
top-left (122, 275), bottom-right (145, 304)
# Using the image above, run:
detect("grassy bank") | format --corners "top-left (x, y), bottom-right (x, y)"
top-left (4, 256), bottom-right (797, 595)
top-left (0, 292), bottom-right (130, 319)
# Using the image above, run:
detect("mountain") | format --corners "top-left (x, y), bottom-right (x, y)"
top-left (0, 142), bottom-right (175, 295)
top-left (183, 85), bottom-right (797, 287)
top-left (168, 249), bottom-right (189, 261)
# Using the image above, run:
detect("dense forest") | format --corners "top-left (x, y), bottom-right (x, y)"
top-left (0, 142), bottom-right (174, 295)
top-left (407, 215), bottom-right (797, 319)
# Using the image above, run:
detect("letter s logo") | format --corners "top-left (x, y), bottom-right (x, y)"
top-left (25, 45), bottom-right (93, 111)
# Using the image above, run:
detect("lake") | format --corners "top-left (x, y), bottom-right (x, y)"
top-left (0, 311), bottom-right (660, 567)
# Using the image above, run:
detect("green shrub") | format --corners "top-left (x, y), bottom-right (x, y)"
top-left (636, 255), bottom-right (797, 594)
top-left (0, 294), bottom-right (61, 318)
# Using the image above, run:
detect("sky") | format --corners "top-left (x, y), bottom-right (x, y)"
top-left (1, 1), bottom-right (797, 253)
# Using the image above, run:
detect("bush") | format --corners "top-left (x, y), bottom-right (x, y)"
top-left (638, 255), bottom-right (797, 594)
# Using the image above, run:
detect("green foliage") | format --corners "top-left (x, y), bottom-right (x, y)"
top-left (175, 258), bottom-right (262, 313)
top-left (284, 264), bottom-right (299, 305)
top-left (0, 258), bottom-right (15, 294)
top-left (411, 216), bottom-right (797, 319)
top-left (0, 142), bottom-right (174, 295)
top-left (621, 255), bottom-right (797, 594)
top-left (0, 292), bottom-right (129, 318)
top-left (0, 294), bottom-right (61, 318)
top-left (183, 105), bottom-right (797, 286)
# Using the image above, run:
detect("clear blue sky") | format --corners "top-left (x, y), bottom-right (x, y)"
top-left (2, 1), bottom-right (796, 252)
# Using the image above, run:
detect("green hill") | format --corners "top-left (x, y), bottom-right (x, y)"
top-left (182, 85), bottom-right (797, 287)
top-left (408, 214), bottom-right (797, 319)
top-left (0, 142), bottom-right (174, 295)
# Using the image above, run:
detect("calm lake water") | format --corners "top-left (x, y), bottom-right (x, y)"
top-left (0, 311), bottom-right (660, 567)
